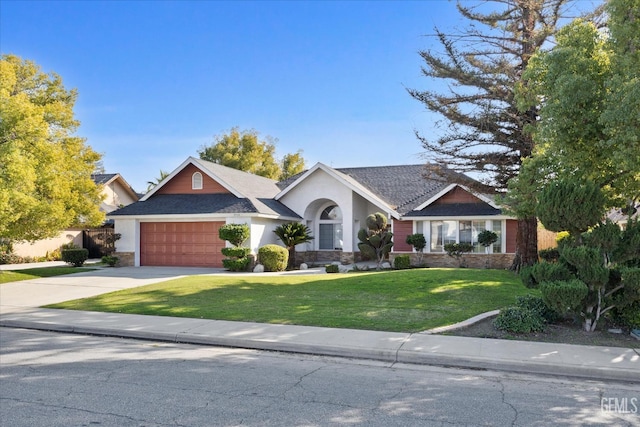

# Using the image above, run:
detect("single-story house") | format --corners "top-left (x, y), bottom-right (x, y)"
top-left (13, 173), bottom-right (139, 258)
top-left (109, 157), bottom-right (517, 269)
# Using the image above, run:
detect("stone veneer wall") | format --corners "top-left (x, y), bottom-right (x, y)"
top-left (295, 251), bottom-right (364, 266)
top-left (113, 252), bottom-right (135, 267)
top-left (390, 252), bottom-right (515, 270)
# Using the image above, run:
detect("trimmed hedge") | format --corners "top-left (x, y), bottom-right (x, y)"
top-left (221, 247), bottom-right (251, 258)
top-left (218, 224), bottom-right (250, 247)
top-left (222, 257), bottom-right (251, 272)
top-left (258, 245), bottom-right (288, 272)
top-left (394, 255), bottom-right (411, 269)
top-left (325, 264), bottom-right (339, 273)
top-left (62, 248), bottom-right (89, 267)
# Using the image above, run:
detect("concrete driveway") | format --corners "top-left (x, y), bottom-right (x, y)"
top-left (0, 266), bottom-right (224, 314)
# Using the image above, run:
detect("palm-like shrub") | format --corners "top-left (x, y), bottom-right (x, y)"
top-left (273, 222), bottom-right (314, 269)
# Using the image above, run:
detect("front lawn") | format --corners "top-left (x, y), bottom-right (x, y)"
top-left (0, 267), bottom-right (96, 284)
top-left (47, 268), bottom-right (534, 332)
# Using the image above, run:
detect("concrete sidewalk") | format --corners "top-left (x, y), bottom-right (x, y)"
top-left (1, 266), bottom-right (638, 383)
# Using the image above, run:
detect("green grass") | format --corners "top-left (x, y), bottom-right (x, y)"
top-left (47, 268), bottom-right (535, 332)
top-left (0, 267), bottom-right (95, 284)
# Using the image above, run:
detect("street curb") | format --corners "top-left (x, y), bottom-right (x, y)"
top-left (421, 310), bottom-right (500, 334)
top-left (2, 317), bottom-right (638, 384)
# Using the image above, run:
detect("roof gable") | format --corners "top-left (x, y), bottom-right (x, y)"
top-left (413, 184), bottom-right (499, 211)
top-left (142, 157), bottom-right (281, 201)
top-left (91, 173), bottom-right (139, 202)
top-left (276, 163), bottom-right (400, 219)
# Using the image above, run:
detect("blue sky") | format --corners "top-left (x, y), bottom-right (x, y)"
top-left (1, 0), bottom-right (598, 193)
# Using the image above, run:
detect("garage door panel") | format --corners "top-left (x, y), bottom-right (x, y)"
top-left (140, 222), bottom-right (225, 267)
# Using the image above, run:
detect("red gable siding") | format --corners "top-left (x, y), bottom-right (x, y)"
top-left (393, 220), bottom-right (413, 252)
top-left (433, 186), bottom-right (484, 205)
top-left (156, 164), bottom-right (230, 195)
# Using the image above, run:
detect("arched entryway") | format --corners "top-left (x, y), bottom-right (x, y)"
top-left (318, 204), bottom-right (343, 250)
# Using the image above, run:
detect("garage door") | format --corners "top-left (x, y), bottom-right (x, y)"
top-left (140, 222), bottom-right (225, 267)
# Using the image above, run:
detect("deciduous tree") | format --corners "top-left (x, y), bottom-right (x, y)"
top-left (198, 127), bottom-right (305, 181)
top-left (516, 0), bottom-right (639, 207)
top-left (0, 55), bottom-right (104, 242)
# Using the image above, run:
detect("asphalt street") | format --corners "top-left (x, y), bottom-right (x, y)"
top-left (1, 328), bottom-right (638, 427)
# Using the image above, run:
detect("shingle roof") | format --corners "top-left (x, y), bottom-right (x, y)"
top-left (92, 173), bottom-right (117, 185)
top-left (334, 165), bottom-right (450, 215)
top-left (194, 158), bottom-right (282, 199)
top-left (278, 164), bottom-right (495, 216)
top-left (109, 194), bottom-right (299, 217)
top-left (404, 203), bottom-right (502, 217)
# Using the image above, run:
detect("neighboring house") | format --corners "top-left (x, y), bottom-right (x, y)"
top-left (91, 173), bottom-right (140, 214)
top-left (109, 157), bottom-right (517, 269)
top-left (12, 173), bottom-right (139, 258)
top-left (608, 203), bottom-right (639, 230)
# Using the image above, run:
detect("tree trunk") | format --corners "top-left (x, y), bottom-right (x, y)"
top-left (288, 247), bottom-right (296, 270)
top-left (510, 216), bottom-right (539, 272)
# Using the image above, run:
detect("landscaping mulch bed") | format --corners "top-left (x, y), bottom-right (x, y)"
top-left (442, 315), bottom-right (639, 348)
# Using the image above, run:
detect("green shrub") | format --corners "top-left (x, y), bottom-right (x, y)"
top-left (493, 306), bottom-right (545, 333)
top-left (478, 230), bottom-right (498, 248)
top-left (610, 301), bottom-right (640, 329)
top-left (540, 279), bottom-right (588, 315)
top-left (538, 248), bottom-right (560, 263)
top-left (46, 248), bottom-right (62, 261)
top-left (258, 244), bottom-right (288, 272)
top-left (394, 255), bottom-right (411, 269)
top-left (101, 255), bottom-right (119, 267)
top-left (528, 262), bottom-right (574, 287)
top-left (222, 257), bottom-right (251, 272)
top-left (62, 248), bottom-right (89, 267)
top-left (515, 295), bottom-right (560, 323)
top-left (221, 247), bottom-right (251, 258)
top-left (325, 264), bottom-right (340, 273)
top-left (444, 242), bottom-right (473, 267)
top-left (357, 212), bottom-right (393, 270)
top-left (219, 224), bottom-right (250, 247)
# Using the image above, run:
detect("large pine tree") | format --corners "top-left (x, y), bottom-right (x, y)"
top-left (408, 0), bottom-right (592, 270)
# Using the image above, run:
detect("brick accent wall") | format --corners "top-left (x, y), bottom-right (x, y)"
top-left (390, 252), bottom-right (515, 269)
top-left (295, 251), bottom-right (363, 265)
top-left (113, 252), bottom-right (135, 267)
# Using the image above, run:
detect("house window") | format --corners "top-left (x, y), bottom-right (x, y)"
top-left (192, 172), bottom-right (203, 190)
top-left (430, 221), bottom-right (457, 252)
top-left (319, 205), bottom-right (343, 250)
top-left (429, 220), bottom-right (503, 253)
top-left (492, 220), bottom-right (503, 253)
top-left (460, 220), bottom-right (487, 253)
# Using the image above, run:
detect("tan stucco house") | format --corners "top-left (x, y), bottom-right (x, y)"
top-left (13, 173), bottom-right (139, 258)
